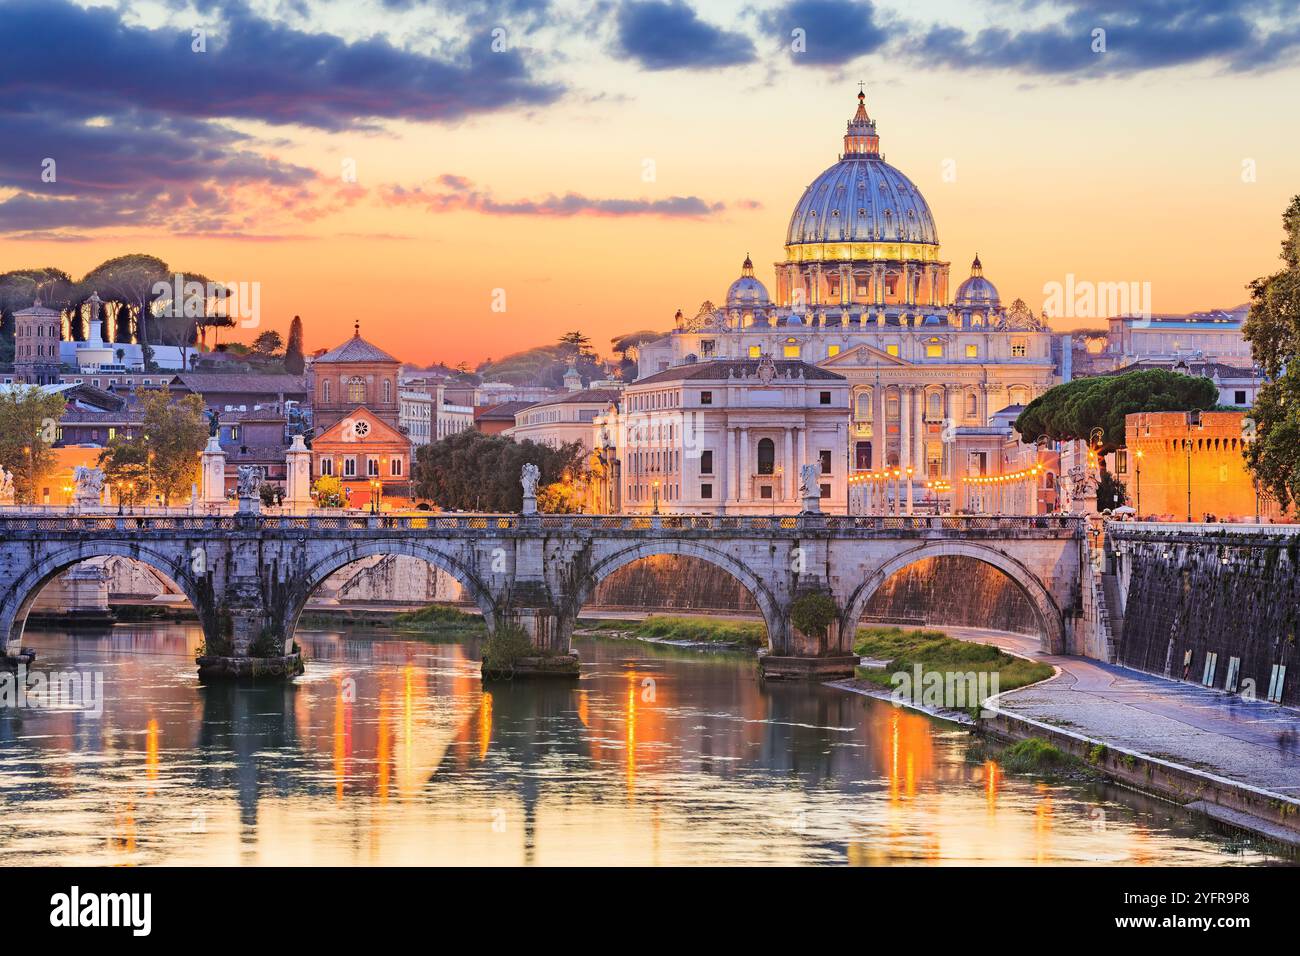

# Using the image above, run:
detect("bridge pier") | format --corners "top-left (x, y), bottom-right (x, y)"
top-left (759, 585), bottom-right (860, 681)
top-left (196, 572), bottom-right (303, 682)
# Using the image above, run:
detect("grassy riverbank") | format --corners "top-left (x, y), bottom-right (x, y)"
top-left (297, 605), bottom-right (487, 638)
top-left (578, 615), bottom-right (767, 648)
top-left (852, 626), bottom-right (1053, 696)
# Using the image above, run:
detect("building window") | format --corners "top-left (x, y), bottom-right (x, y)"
top-left (1234, 390), bottom-right (1247, 405)
top-left (925, 343), bottom-right (942, 358)
top-left (701, 340), bottom-right (715, 357)
top-left (819, 449), bottom-right (832, 474)
top-left (347, 377), bottom-right (366, 404)
top-left (827, 344), bottom-right (841, 357)
top-left (818, 390), bottom-right (831, 405)
top-left (367, 457), bottom-right (379, 477)
top-left (757, 438), bottom-right (775, 475)
top-left (700, 390), bottom-right (713, 405)
top-left (322, 380), bottom-right (331, 403)
top-left (1011, 337), bottom-right (1027, 357)
top-left (344, 456), bottom-right (357, 477)
top-left (966, 393), bottom-right (978, 418)
top-left (820, 483), bottom-right (831, 499)
top-left (886, 344), bottom-right (899, 357)
top-left (759, 485), bottom-right (773, 499)
top-left (700, 450), bottom-right (713, 475)
top-left (927, 391), bottom-right (942, 420)
top-left (855, 441), bottom-right (872, 470)
top-left (320, 457), bottom-right (333, 476)
top-left (748, 346), bottom-right (761, 358)
top-left (700, 483), bottom-right (712, 499)
top-left (965, 344), bottom-right (978, 358)
top-left (230, 426), bottom-right (240, 441)
top-left (391, 457), bottom-right (403, 477)
top-left (783, 344), bottom-right (800, 358)
top-left (855, 390), bottom-right (872, 420)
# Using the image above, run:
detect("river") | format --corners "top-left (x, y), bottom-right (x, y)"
top-left (0, 623), bottom-right (1287, 866)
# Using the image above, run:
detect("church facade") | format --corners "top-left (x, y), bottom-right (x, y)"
top-left (635, 91), bottom-right (1058, 502)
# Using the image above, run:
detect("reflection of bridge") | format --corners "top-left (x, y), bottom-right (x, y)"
top-left (0, 512), bottom-right (1085, 677)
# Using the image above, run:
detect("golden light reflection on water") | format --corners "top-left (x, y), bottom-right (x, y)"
top-left (0, 625), bottom-right (1288, 867)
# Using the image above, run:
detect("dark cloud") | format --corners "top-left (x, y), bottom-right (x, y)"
top-left (761, 0), bottom-right (888, 66)
top-left (902, 0), bottom-right (1300, 76)
top-left (0, 0), bottom-right (563, 131)
top-left (383, 176), bottom-right (739, 218)
top-left (615, 1), bottom-right (757, 70)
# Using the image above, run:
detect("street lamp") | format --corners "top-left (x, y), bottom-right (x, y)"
top-left (369, 479), bottom-right (381, 515)
top-left (117, 482), bottom-right (124, 516)
top-left (652, 479), bottom-right (660, 515)
top-left (1134, 449), bottom-right (1143, 517)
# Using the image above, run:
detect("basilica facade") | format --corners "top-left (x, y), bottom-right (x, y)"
top-left (636, 91), bottom-right (1058, 497)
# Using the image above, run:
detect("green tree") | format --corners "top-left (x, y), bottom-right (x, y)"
top-left (312, 475), bottom-right (344, 508)
top-left (252, 329), bottom-right (283, 357)
top-left (412, 430), bottom-right (587, 511)
top-left (0, 386), bottom-right (67, 504)
top-left (100, 387), bottom-right (208, 504)
top-left (284, 315), bottom-right (305, 375)
top-left (1014, 369), bottom-right (1217, 452)
top-left (1243, 195), bottom-right (1300, 509)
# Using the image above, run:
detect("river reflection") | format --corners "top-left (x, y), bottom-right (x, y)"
top-left (0, 623), bottom-right (1288, 866)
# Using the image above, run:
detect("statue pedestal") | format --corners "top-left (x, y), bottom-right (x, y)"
top-left (522, 494), bottom-right (537, 516)
top-left (201, 436), bottom-right (227, 508)
top-left (237, 496), bottom-right (261, 516)
top-left (284, 434), bottom-right (312, 512)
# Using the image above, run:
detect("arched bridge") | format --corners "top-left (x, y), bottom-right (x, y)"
top-left (0, 512), bottom-right (1085, 677)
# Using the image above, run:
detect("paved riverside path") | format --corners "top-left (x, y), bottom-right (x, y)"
top-left (951, 626), bottom-right (1300, 796)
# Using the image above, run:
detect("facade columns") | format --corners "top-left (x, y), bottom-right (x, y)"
top-left (738, 427), bottom-right (750, 502)
top-left (725, 426), bottom-right (737, 511)
top-left (784, 427), bottom-right (795, 502)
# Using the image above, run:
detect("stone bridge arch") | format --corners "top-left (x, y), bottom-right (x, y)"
top-left (569, 539), bottom-right (787, 651)
top-left (282, 538), bottom-right (498, 646)
top-left (840, 540), bottom-right (1068, 655)
top-left (0, 540), bottom-right (207, 651)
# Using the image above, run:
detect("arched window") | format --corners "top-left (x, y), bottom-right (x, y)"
top-left (383, 379), bottom-right (392, 403)
top-left (322, 379), bottom-right (331, 403)
top-left (347, 376), bottom-right (366, 404)
top-left (886, 388), bottom-right (900, 422)
top-left (855, 390), bottom-right (872, 420)
top-left (757, 438), bottom-right (775, 475)
top-left (927, 391), bottom-right (943, 420)
top-left (965, 392), bottom-right (977, 418)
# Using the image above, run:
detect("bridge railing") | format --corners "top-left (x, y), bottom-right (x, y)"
top-left (0, 511), bottom-right (1085, 535)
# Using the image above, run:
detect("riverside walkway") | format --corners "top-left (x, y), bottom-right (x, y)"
top-left (962, 626), bottom-right (1300, 842)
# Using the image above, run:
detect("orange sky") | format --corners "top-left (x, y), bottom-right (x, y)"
top-left (5, 2), bottom-right (1299, 366)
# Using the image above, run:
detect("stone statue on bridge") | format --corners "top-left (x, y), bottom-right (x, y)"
top-left (0, 466), bottom-right (13, 505)
top-left (73, 466), bottom-right (105, 509)
top-left (237, 466), bottom-right (263, 501)
top-left (521, 462), bottom-right (540, 515)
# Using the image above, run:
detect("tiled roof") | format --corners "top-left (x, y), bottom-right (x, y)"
top-left (525, 388), bottom-right (621, 408)
top-left (170, 373), bottom-right (308, 395)
top-left (475, 401), bottom-right (535, 421)
top-left (312, 334), bottom-right (399, 365)
top-left (632, 359), bottom-right (845, 386)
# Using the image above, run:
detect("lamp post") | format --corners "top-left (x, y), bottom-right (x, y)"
top-left (1134, 449), bottom-right (1143, 517)
top-left (652, 479), bottom-right (660, 515)
top-left (117, 482), bottom-right (124, 516)
top-left (369, 479), bottom-right (381, 515)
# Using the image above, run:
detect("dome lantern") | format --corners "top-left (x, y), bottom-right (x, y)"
top-left (843, 88), bottom-right (880, 158)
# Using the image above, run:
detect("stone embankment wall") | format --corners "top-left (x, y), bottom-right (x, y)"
top-left (1111, 525), bottom-right (1300, 706)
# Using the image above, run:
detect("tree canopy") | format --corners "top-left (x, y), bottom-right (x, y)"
top-left (1014, 369), bottom-right (1218, 452)
top-left (412, 430), bottom-right (587, 512)
top-left (100, 387), bottom-right (208, 505)
top-left (1243, 194), bottom-right (1300, 509)
top-left (0, 386), bottom-right (67, 503)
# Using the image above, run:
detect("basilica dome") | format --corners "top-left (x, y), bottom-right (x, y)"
top-left (785, 92), bottom-right (939, 249)
top-left (953, 254), bottom-right (1000, 307)
top-left (726, 254), bottom-right (770, 307)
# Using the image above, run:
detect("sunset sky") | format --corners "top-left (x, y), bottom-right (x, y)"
top-left (3, 0), bottom-right (1299, 365)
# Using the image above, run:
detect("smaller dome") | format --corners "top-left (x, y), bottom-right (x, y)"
top-left (954, 254), bottom-right (1000, 308)
top-left (726, 254), bottom-right (769, 307)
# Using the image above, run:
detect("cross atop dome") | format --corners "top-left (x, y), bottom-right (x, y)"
top-left (843, 87), bottom-right (880, 158)
top-left (971, 253), bottom-right (983, 276)
top-left (354, 320), bottom-right (360, 337)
